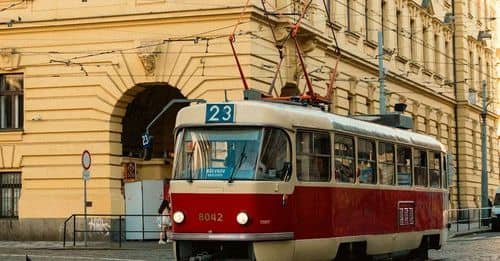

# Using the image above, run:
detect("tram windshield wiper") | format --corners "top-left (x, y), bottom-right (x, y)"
top-left (228, 143), bottom-right (247, 183)
top-left (187, 153), bottom-right (193, 183)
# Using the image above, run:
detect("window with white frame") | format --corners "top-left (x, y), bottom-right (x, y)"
top-left (1, 172), bottom-right (21, 218)
top-left (0, 74), bottom-right (23, 130)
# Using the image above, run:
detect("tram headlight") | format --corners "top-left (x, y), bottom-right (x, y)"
top-left (173, 211), bottom-right (185, 224)
top-left (236, 212), bottom-right (249, 225)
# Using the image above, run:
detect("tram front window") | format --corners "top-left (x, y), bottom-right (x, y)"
top-left (174, 127), bottom-right (290, 181)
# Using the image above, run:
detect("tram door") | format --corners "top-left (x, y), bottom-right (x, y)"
top-left (293, 130), bottom-right (333, 238)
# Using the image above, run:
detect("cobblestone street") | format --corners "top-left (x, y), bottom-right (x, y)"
top-left (0, 232), bottom-right (498, 260)
top-left (0, 241), bottom-right (175, 261)
top-left (429, 231), bottom-right (500, 261)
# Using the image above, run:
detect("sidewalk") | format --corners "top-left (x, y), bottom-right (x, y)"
top-left (0, 241), bottom-right (175, 261)
top-left (0, 240), bottom-right (173, 250)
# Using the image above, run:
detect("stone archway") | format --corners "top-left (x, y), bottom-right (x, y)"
top-left (116, 83), bottom-right (187, 180)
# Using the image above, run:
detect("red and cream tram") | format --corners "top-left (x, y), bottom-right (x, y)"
top-left (169, 100), bottom-right (449, 261)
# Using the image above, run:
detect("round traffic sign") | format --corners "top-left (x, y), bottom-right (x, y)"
top-left (82, 150), bottom-right (92, 170)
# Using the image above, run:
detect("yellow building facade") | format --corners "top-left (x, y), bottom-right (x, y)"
top-left (0, 0), bottom-right (498, 239)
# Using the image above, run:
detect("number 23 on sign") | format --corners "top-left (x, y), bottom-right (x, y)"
top-left (205, 104), bottom-right (234, 123)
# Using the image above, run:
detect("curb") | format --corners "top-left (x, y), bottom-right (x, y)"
top-left (449, 228), bottom-right (492, 238)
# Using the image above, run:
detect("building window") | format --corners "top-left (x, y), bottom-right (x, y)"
top-left (0, 172), bottom-right (21, 218)
top-left (489, 136), bottom-right (493, 173)
top-left (381, 1), bottom-right (386, 46)
top-left (410, 19), bottom-right (416, 61)
top-left (346, 0), bottom-right (351, 31)
top-left (469, 51), bottom-right (474, 90)
top-left (434, 34), bottom-right (440, 75)
top-left (478, 56), bottom-right (482, 85)
top-left (365, 0), bottom-right (369, 40)
top-left (445, 40), bottom-right (451, 79)
top-left (347, 94), bottom-right (355, 115)
top-left (0, 74), bottom-right (24, 130)
top-left (396, 10), bottom-right (402, 55)
top-left (296, 131), bottom-right (331, 182)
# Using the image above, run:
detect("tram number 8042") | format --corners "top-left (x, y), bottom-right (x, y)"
top-left (198, 212), bottom-right (224, 222)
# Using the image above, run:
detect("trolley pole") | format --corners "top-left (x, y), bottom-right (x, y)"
top-left (480, 79), bottom-right (488, 224)
top-left (378, 31), bottom-right (386, 114)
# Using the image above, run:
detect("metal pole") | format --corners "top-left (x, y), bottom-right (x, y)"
top-left (73, 215), bottom-right (76, 247)
top-left (378, 31), bottom-right (386, 114)
top-left (119, 215), bottom-right (122, 248)
top-left (481, 79), bottom-right (488, 224)
top-left (84, 179), bottom-right (88, 247)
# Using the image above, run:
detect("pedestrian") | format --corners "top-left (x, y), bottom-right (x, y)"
top-left (158, 199), bottom-right (171, 244)
top-left (488, 197), bottom-right (493, 223)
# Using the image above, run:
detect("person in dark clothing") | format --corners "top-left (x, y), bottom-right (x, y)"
top-left (488, 198), bottom-right (493, 225)
top-left (158, 199), bottom-right (171, 244)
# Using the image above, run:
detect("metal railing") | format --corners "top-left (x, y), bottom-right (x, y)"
top-left (448, 207), bottom-right (492, 236)
top-left (63, 213), bottom-right (171, 248)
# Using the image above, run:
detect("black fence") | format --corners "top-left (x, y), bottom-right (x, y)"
top-left (448, 207), bottom-right (492, 236)
top-left (63, 213), bottom-right (170, 248)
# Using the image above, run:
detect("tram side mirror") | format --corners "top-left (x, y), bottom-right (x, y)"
top-left (282, 162), bottom-right (292, 181)
top-left (142, 133), bottom-right (153, 161)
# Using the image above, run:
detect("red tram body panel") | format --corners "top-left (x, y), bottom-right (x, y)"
top-left (171, 188), bottom-right (444, 238)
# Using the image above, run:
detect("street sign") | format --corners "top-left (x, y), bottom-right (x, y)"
top-left (123, 162), bottom-right (137, 181)
top-left (83, 170), bottom-right (90, 181)
top-left (82, 150), bottom-right (92, 170)
top-left (141, 133), bottom-right (151, 149)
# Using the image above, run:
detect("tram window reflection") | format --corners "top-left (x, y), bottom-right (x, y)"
top-left (258, 128), bottom-right (291, 180)
top-left (334, 134), bottom-right (354, 183)
top-left (357, 138), bottom-right (377, 184)
top-left (173, 128), bottom-right (262, 180)
top-left (414, 149), bottom-right (428, 187)
top-left (397, 146), bottom-right (412, 186)
top-left (296, 131), bottom-right (331, 182)
top-left (378, 142), bottom-right (395, 185)
top-left (429, 152), bottom-right (441, 188)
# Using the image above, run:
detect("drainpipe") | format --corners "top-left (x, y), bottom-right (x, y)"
top-left (451, 0), bottom-right (461, 210)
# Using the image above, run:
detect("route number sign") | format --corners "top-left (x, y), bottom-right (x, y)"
top-left (206, 104), bottom-right (234, 123)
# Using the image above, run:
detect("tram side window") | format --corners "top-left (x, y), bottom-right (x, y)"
top-left (397, 146), bottom-right (412, 186)
top-left (334, 134), bottom-right (355, 183)
top-left (358, 138), bottom-right (377, 184)
top-left (442, 154), bottom-right (448, 188)
top-left (258, 128), bottom-right (291, 180)
top-left (296, 131), bottom-right (331, 182)
top-left (414, 149), bottom-right (428, 187)
top-left (378, 142), bottom-right (395, 185)
top-left (429, 152), bottom-right (441, 188)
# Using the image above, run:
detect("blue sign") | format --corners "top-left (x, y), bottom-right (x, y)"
top-left (205, 104), bottom-right (234, 123)
top-left (141, 133), bottom-right (151, 149)
top-left (203, 168), bottom-right (230, 179)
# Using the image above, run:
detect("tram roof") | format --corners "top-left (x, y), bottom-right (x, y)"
top-left (176, 100), bottom-right (445, 152)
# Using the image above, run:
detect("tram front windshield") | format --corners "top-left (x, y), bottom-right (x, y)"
top-left (174, 127), bottom-right (290, 181)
